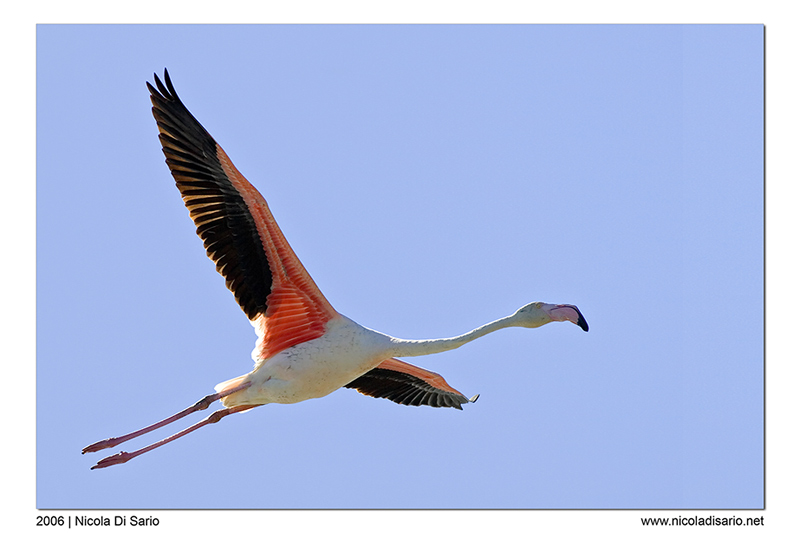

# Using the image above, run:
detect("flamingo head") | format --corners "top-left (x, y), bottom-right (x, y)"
top-left (513, 302), bottom-right (589, 332)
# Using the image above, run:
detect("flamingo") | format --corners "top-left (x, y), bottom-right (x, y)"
top-left (82, 69), bottom-right (588, 469)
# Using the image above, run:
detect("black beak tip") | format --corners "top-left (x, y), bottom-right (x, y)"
top-left (576, 312), bottom-right (589, 332)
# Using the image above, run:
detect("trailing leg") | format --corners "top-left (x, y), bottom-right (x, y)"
top-left (82, 381), bottom-right (252, 454)
top-left (90, 404), bottom-right (257, 469)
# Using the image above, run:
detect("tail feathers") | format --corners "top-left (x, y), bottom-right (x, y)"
top-left (214, 374), bottom-right (252, 407)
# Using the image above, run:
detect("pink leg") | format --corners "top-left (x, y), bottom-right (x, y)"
top-left (82, 381), bottom-right (252, 454)
top-left (90, 404), bottom-right (256, 469)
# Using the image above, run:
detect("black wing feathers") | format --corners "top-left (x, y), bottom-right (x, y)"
top-left (147, 69), bottom-right (273, 320)
top-left (344, 368), bottom-right (471, 410)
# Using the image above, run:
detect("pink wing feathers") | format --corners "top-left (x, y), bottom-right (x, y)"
top-left (147, 70), bottom-right (338, 360)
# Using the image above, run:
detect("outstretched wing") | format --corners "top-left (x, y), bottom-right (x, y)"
top-left (147, 69), bottom-right (338, 360)
top-left (344, 358), bottom-right (478, 410)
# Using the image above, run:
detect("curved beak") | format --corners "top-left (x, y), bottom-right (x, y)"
top-left (548, 304), bottom-right (589, 332)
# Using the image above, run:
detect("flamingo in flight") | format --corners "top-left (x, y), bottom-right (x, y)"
top-left (82, 69), bottom-right (588, 469)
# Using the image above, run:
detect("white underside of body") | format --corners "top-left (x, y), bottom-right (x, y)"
top-left (215, 315), bottom-right (397, 408)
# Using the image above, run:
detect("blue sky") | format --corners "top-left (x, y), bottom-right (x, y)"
top-left (34, 25), bottom-right (763, 510)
